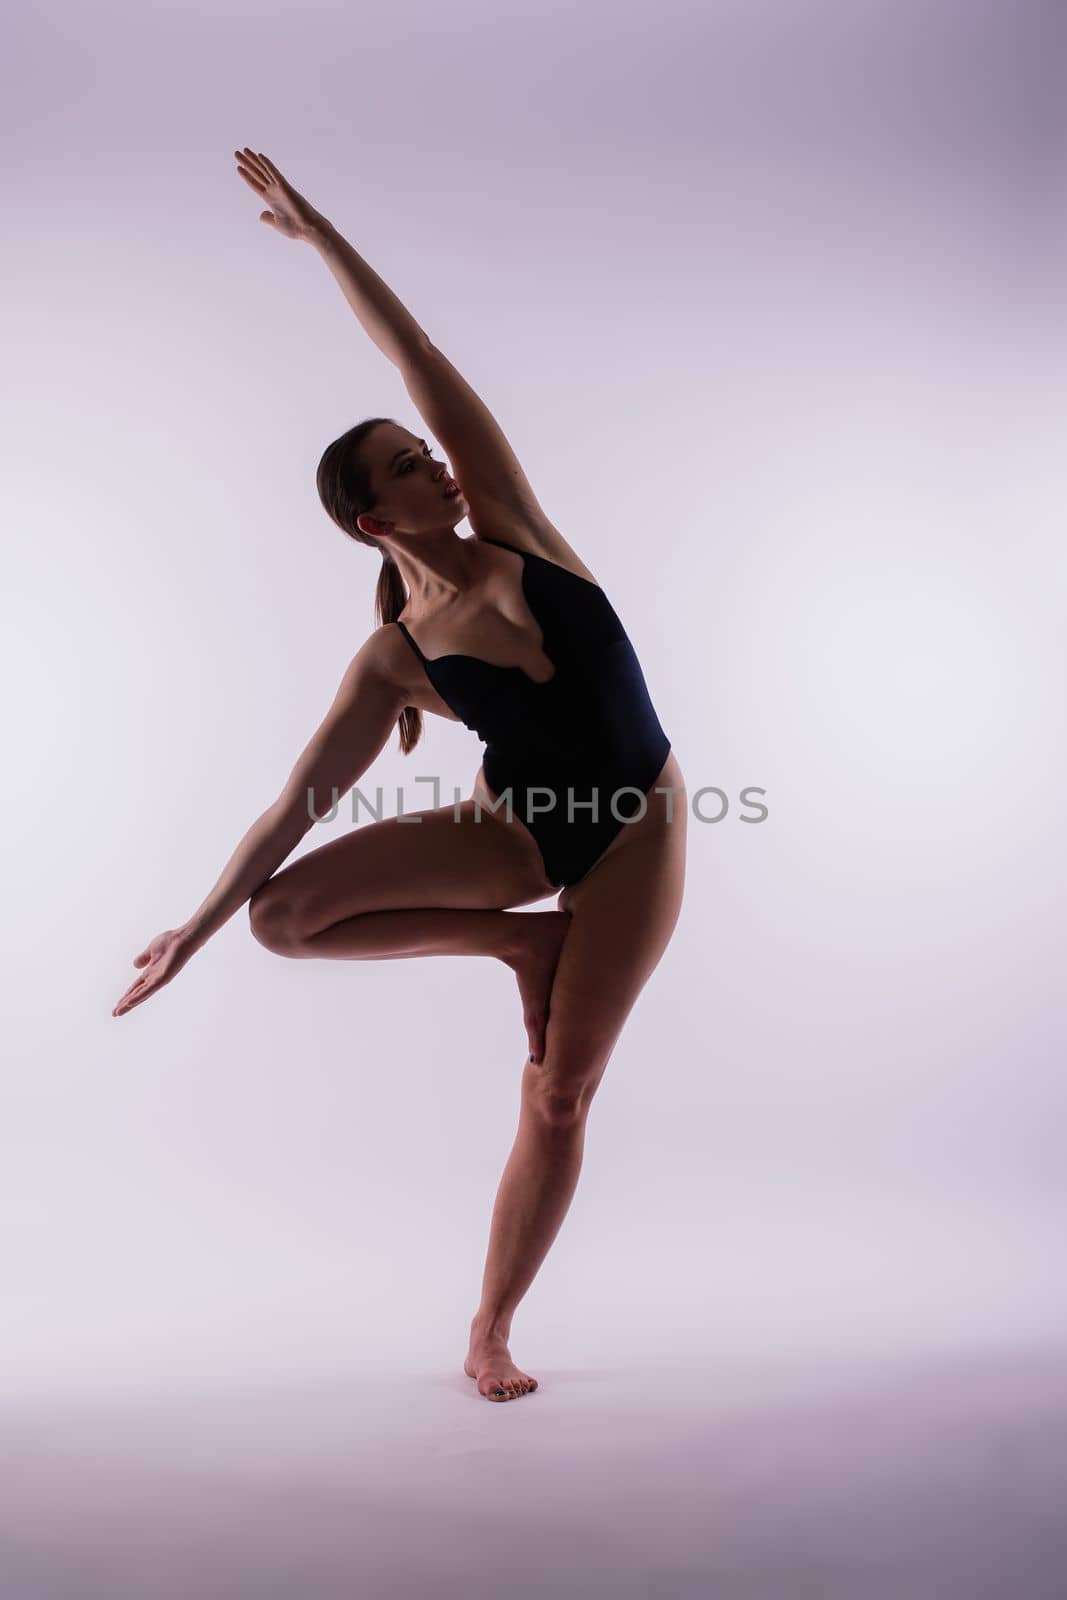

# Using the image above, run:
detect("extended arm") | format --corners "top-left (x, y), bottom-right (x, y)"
top-left (234, 148), bottom-right (594, 574)
top-left (234, 147), bottom-right (429, 367)
top-left (307, 213), bottom-right (543, 519)
top-left (313, 223), bottom-right (593, 570)
top-left (113, 632), bottom-right (405, 1016)
top-left (184, 633), bottom-right (405, 947)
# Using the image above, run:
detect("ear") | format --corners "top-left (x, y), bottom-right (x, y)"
top-left (356, 512), bottom-right (390, 538)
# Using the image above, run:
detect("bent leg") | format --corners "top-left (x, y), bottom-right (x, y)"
top-left (247, 795), bottom-right (569, 1059)
top-left (249, 794), bottom-right (556, 943)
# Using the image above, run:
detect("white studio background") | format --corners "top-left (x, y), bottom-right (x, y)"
top-left (3, 0), bottom-right (1066, 1408)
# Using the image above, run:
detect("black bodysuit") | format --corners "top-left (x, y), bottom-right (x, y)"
top-left (394, 535), bottom-right (672, 889)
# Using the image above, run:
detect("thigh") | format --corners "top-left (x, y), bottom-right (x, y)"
top-left (538, 791), bottom-right (688, 1102)
top-left (250, 795), bottom-right (557, 938)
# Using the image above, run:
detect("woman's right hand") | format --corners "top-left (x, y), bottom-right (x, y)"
top-left (233, 148), bottom-right (331, 244)
top-left (112, 926), bottom-right (198, 1018)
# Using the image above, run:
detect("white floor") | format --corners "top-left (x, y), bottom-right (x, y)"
top-left (4, 1339), bottom-right (1065, 1599)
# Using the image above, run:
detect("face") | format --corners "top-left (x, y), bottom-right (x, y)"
top-left (356, 422), bottom-right (467, 540)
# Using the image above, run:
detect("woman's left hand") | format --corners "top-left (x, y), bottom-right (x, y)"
top-left (233, 148), bottom-right (331, 244)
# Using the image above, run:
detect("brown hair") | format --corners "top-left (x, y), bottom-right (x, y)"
top-left (315, 417), bottom-right (423, 755)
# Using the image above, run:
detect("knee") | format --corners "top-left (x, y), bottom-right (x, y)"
top-left (530, 1084), bottom-right (590, 1127)
top-left (248, 886), bottom-right (301, 955)
top-left (524, 1036), bottom-right (610, 1127)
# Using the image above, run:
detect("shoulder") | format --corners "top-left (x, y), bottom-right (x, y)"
top-left (465, 500), bottom-right (601, 587)
top-left (332, 624), bottom-right (410, 703)
top-left (331, 623), bottom-right (415, 708)
top-left (362, 621), bottom-right (460, 722)
top-left (363, 620), bottom-right (417, 686)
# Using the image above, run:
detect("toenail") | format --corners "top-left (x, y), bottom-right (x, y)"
top-left (494, 1387), bottom-right (505, 1395)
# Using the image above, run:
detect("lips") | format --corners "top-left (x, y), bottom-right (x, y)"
top-left (442, 481), bottom-right (461, 498)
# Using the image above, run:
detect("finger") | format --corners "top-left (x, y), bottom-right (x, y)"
top-left (113, 987), bottom-right (146, 1016)
top-left (259, 212), bottom-right (277, 228)
top-left (234, 148), bottom-right (268, 183)
top-left (236, 165), bottom-right (267, 195)
top-left (114, 988), bottom-right (150, 1016)
top-left (239, 148), bottom-right (272, 184)
top-left (115, 972), bottom-right (157, 1012)
top-left (257, 152), bottom-right (285, 184)
top-left (117, 976), bottom-right (150, 1009)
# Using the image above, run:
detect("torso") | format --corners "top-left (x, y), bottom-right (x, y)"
top-left (383, 517), bottom-right (599, 717)
top-left (368, 511), bottom-right (676, 892)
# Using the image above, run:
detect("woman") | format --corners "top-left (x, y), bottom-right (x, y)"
top-left (113, 149), bottom-right (688, 1403)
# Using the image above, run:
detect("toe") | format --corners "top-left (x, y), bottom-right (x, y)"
top-left (478, 1368), bottom-right (536, 1401)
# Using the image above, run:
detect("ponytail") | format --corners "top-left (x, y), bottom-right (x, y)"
top-left (316, 416), bottom-right (424, 754)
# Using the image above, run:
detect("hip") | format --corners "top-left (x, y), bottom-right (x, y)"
top-left (471, 744), bottom-right (687, 895)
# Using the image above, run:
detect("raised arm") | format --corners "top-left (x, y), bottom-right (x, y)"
top-left (112, 631), bottom-right (405, 1017)
top-left (233, 148), bottom-right (596, 579)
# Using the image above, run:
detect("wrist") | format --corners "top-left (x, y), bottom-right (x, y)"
top-left (307, 215), bottom-right (339, 252)
top-left (178, 917), bottom-right (210, 951)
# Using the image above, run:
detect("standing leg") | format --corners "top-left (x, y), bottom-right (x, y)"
top-left (465, 778), bottom-right (688, 1401)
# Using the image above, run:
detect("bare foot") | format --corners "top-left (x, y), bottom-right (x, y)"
top-left (464, 1323), bottom-right (539, 1402)
top-left (502, 909), bottom-right (570, 1064)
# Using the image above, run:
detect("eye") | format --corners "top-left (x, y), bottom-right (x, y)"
top-left (401, 446), bottom-right (435, 475)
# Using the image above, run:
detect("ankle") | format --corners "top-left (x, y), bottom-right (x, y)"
top-left (495, 924), bottom-right (528, 968)
top-left (470, 1310), bottom-right (512, 1344)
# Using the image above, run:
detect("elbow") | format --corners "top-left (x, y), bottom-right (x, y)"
top-left (305, 783), bottom-right (345, 825)
top-left (280, 783), bottom-right (341, 831)
top-left (269, 790), bottom-right (322, 849)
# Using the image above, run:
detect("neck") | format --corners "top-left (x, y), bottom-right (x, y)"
top-left (389, 530), bottom-right (473, 612)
